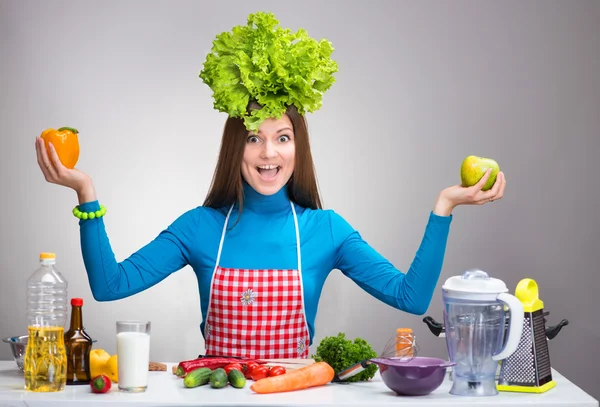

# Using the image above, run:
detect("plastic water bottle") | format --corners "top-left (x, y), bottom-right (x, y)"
top-left (24, 252), bottom-right (68, 392)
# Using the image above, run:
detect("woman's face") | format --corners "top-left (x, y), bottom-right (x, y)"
top-left (241, 114), bottom-right (295, 196)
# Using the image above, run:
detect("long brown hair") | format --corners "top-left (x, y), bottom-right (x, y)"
top-left (203, 103), bottom-right (322, 213)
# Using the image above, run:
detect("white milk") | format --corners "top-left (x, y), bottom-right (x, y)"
top-left (116, 331), bottom-right (150, 391)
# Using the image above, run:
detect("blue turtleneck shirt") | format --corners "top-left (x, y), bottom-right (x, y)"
top-left (78, 182), bottom-right (452, 345)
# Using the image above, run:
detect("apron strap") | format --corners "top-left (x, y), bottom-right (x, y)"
top-left (290, 201), bottom-right (309, 345)
top-left (214, 205), bottom-right (234, 267)
top-left (290, 201), bottom-right (301, 272)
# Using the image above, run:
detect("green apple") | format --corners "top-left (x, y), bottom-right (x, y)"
top-left (460, 155), bottom-right (500, 191)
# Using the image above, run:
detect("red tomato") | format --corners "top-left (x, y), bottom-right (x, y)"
top-left (244, 362), bottom-right (259, 379)
top-left (251, 365), bottom-right (271, 381)
top-left (224, 363), bottom-right (243, 375)
top-left (268, 366), bottom-right (286, 377)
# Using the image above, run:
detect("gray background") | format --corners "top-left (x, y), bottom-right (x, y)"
top-left (1, 0), bottom-right (599, 400)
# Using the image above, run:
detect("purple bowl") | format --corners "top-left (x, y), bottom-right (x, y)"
top-left (371, 356), bottom-right (454, 396)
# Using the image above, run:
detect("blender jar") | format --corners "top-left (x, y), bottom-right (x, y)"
top-left (442, 269), bottom-right (523, 396)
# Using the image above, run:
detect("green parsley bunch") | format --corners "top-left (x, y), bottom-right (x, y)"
top-left (312, 332), bottom-right (379, 382)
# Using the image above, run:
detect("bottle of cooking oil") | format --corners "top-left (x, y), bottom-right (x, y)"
top-left (24, 252), bottom-right (68, 392)
top-left (64, 297), bottom-right (93, 385)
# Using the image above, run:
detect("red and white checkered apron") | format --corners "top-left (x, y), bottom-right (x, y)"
top-left (203, 202), bottom-right (310, 359)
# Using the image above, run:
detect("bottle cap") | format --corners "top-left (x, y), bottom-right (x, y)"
top-left (39, 252), bottom-right (56, 259)
top-left (396, 328), bottom-right (413, 334)
top-left (71, 298), bottom-right (83, 306)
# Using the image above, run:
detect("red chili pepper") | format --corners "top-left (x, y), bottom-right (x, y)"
top-left (90, 374), bottom-right (111, 393)
top-left (176, 357), bottom-right (266, 377)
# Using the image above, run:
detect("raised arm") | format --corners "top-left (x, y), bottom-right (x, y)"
top-left (330, 210), bottom-right (452, 315)
top-left (77, 200), bottom-right (198, 301)
top-left (35, 136), bottom-right (198, 302)
top-left (329, 168), bottom-right (507, 314)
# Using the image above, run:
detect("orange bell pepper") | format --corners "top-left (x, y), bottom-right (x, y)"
top-left (40, 126), bottom-right (80, 169)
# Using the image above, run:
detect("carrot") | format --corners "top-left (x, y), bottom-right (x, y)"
top-left (250, 361), bottom-right (335, 394)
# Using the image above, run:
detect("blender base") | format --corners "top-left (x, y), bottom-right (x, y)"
top-left (450, 376), bottom-right (498, 396)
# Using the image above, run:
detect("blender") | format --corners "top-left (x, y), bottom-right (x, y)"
top-left (442, 269), bottom-right (524, 396)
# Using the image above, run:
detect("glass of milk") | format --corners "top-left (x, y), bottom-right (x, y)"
top-left (116, 321), bottom-right (151, 392)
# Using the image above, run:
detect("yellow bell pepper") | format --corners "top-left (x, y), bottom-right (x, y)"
top-left (106, 354), bottom-right (119, 383)
top-left (89, 349), bottom-right (119, 383)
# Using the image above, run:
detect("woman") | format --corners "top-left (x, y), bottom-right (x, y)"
top-left (34, 13), bottom-right (506, 360)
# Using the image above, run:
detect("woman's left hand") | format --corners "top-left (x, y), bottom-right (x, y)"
top-left (433, 169), bottom-right (506, 216)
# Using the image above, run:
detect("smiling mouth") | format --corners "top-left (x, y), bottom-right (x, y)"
top-left (256, 165), bottom-right (281, 181)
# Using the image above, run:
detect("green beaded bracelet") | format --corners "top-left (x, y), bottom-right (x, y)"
top-left (73, 205), bottom-right (107, 220)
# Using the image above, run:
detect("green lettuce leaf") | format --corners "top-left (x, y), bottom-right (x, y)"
top-left (199, 12), bottom-right (339, 132)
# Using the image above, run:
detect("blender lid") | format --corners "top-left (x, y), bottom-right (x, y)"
top-left (442, 269), bottom-right (509, 294)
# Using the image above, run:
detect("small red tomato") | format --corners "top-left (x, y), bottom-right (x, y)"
top-left (224, 363), bottom-right (243, 375)
top-left (251, 365), bottom-right (271, 381)
top-left (268, 366), bottom-right (286, 377)
top-left (244, 362), bottom-right (259, 379)
top-left (250, 365), bottom-right (271, 381)
top-left (90, 374), bottom-right (112, 393)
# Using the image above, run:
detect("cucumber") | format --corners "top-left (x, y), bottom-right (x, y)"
top-left (209, 368), bottom-right (228, 389)
top-left (228, 368), bottom-right (246, 389)
top-left (183, 367), bottom-right (212, 388)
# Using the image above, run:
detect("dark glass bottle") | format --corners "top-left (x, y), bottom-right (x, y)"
top-left (64, 297), bottom-right (93, 385)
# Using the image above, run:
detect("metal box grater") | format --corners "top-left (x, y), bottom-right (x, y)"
top-left (497, 279), bottom-right (556, 393)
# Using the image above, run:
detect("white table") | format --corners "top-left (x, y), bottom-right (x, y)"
top-left (0, 361), bottom-right (597, 406)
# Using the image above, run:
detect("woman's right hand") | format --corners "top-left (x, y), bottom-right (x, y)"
top-left (35, 137), bottom-right (97, 204)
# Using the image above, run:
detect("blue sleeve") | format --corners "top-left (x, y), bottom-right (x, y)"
top-left (331, 210), bottom-right (452, 315)
top-left (77, 200), bottom-right (198, 301)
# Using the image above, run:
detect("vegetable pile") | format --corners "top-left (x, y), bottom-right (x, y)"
top-left (175, 356), bottom-right (287, 390)
top-left (199, 11), bottom-right (339, 132)
top-left (312, 332), bottom-right (378, 382)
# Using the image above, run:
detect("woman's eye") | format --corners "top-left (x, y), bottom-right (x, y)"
top-left (247, 136), bottom-right (260, 143)
top-left (278, 135), bottom-right (290, 142)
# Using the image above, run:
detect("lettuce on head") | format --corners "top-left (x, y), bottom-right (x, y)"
top-left (199, 11), bottom-right (339, 132)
